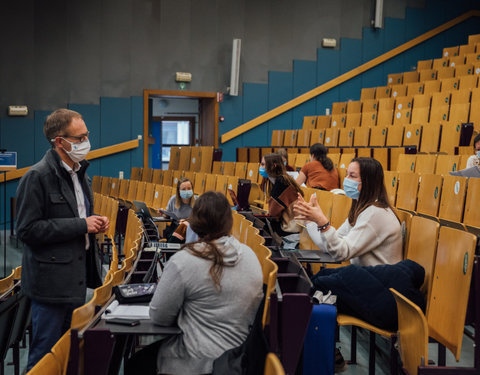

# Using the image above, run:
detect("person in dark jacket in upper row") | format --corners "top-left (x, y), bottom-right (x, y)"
top-left (16, 109), bottom-right (109, 371)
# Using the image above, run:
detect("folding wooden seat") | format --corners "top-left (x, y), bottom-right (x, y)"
top-left (390, 84), bottom-right (407, 98)
top-left (346, 100), bottom-right (362, 113)
top-left (100, 177), bottom-right (112, 196)
top-left (387, 73), bottom-right (403, 85)
top-left (448, 55), bottom-right (465, 68)
top-left (448, 103), bottom-right (470, 124)
top-left (403, 71), bottom-right (419, 83)
top-left (226, 175), bottom-right (239, 205)
top-left (416, 173), bottom-right (442, 217)
top-left (427, 227), bottom-right (477, 360)
top-left (271, 130), bottom-right (284, 147)
top-left (458, 75), bottom-right (477, 89)
top-left (283, 130), bottom-right (297, 147)
top-left (390, 288), bottom-right (429, 375)
top-left (412, 94), bottom-right (432, 109)
top-left (143, 182), bottom-right (155, 207)
top-left (331, 114), bottom-right (346, 128)
top-left (439, 122), bottom-right (462, 154)
top-left (411, 107), bottom-right (430, 125)
top-left (372, 148), bottom-right (388, 170)
top-left (474, 63), bottom-right (480, 76)
top-left (245, 162), bottom-right (259, 183)
top-left (233, 162), bottom-right (247, 179)
top-left (430, 92), bottom-right (451, 123)
top-left (177, 146), bottom-right (191, 171)
top-left (203, 173), bottom-right (217, 193)
top-left (459, 43), bottom-right (475, 55)
top-left (437, 175), bottom-right (467, 224)
top-left (463, 177), bottom-right (480, 229)
top-left (450, 89), bottom-right (471, 104)
top-left (356, 147), bottom-right (371, 158)
top-left (406, 82), bottom-right (424, 96)
top-left (212, 161), bottom-right (223, 175)
top-left (332, 102), bottom-right (347, 115)
top-left (396, 172), bottom-right (420, 211)
top-left (294, 153), bottom-right (309, 169)
top-left (386, 126), bottom-right (404, 147)
top-left (188, 148), bottom-right (201, 172)
top-left (199, 146), bottom-right (214, 173)
top-left (162, 169), bottom-right (173, 186)
top-left (345, 113), bottom-right (361, 128)
top-left (130, 167), bottom-right (142, 181)
top-left (432, 57), bottom-right (449, 70)
top-left (338, 128), bottom-right (354, 147)
top-left (418, 69), bottom-right (437, 82)
top-left (417, 60), bottom-right (433, 70)
top-left (361, 98), bottom-right (378, 112)
top-left (214, 174), bottom-right (228, 195)
top-left (439, 77), bottom-right (459, 91)
top-left (360, 87), bottom-right (376, 101)
top-left (375, 86), bottom-right (392, 99)
top-left (416, 154), bottom-right (438, 174)
top-left (419, 123), bottom-right (441, 153)
top-left (338, 153), bottom-right (355, 169)
top-left (222, 161), bottom-right (235, 176)
top-left (471, 87), bottom-right (480, 102)
top-left (360, 112), bottom-right (376, 127)
top-left (397, 153), bottom-right (417, 173)
top-left (141, 167), bottom-right (153, 182)
top-left (328, 153), bottom-right (341, 169)
top-left (435, 154), bottom-right (461, 175)
top-left (296, 129), bottom-right (311, 147)
top-left (391, 148), bottom-right (404, 171)
top-left (454, 63), bottom-right (474, 77)
top-left (376, 109), bottom-right (394, 126)
top-left (468, 34), bottom-right (480, 44)
top-left (403, 124), bottom-right (422, 148)
top-left (383, 171), bottom-right (399, 205)
top-left (135, 181), bottom-right (147, 203)
top-left (172, 170), bottom-right (182, 186)
top-left (151, 169), bottom-right (163, 185)
top-left (260, 147), bottom-right (273, 160)
top-left (249, 147), bottom-right (260, 163)
top-left (423, 80), bottom-right (441, 94)
top-left (310, 129), bottom-right (325, 145)
top-left (324, 128), bottom-right (339, 147)
top-left (377, 97), bottom-right (395, 112)
top-left (369, 126), bottom-right (387, 147)
top-left (353, 127), bottom-right (370, 147)
top-left (302, 116), bottom-right (317, 130)
top-left (315, 115), bottom-right (331, 129)
top-left (117, 179), bottom-right (129, 202)
top-left (465, 52), bottom-right (480, 65)
top-left (393, 96), bottom-right (413, 126)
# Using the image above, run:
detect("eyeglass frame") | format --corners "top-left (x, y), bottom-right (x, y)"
top-left (55, 131), bottom-right (90, 143)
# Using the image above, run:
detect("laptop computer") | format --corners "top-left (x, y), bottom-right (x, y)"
top-left (279, 249), bottom-right (339, 263)
top-left (133, 200), bottom-right (178, 222)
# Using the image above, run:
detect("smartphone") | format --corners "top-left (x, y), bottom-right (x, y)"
top-left (106, 318), bottom-right (141, 326)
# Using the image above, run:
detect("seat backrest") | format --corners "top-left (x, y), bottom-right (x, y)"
top-left (426, 226), bottom-right (477, 360)
top-left (0, 269), bottom-right (14, 294)
top-left (330, 194), bottom-right (351, 229)
top-left (435, 154), bottom-right (461, 175)
top-left (397, 154), bottom-right (416, 173)
top-left (393, 208), bottom-right (413, 257)
top-left (438, 175), bottom-right (467, 223)
top-left (71, 298), bottom-right (96, 331)
top-left (396, 172), bottom-right (420, 212)
top-left (130, 167), bottom-right (142, 181)
top-left (463, 177), bottom-right (480, 228)
top-left (51, 330), bottom-right (71, 375)
top-left (93, 275), bottom-right (113, 307)
top-left (262, 259), bottom-right (278, 328)
top-left (27, 352), bottom-right (61, 375)
top-left (416, 173), bottom-right (443, 218)
top-left (415, 155), bottom-right (437, 174)
top-left (405, 216), bottom-right (440, 300)
top-left (264, 352), bottom-right (285, 375)
top-left (384, 171), bottom-right (399, 206)
top-left (390, 288), bottom-right (428, 375)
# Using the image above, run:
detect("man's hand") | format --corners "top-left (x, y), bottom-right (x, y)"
top-left (86, 216), bottom-right (110, 233)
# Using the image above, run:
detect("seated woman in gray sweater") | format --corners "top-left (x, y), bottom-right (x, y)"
top-left (166, 177), bottom-right (195, 220)
top-left (149, 191), bottom-right (264, 375)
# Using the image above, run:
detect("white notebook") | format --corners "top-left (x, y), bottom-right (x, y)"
top-left (102, 300), bottom-right (151, 320)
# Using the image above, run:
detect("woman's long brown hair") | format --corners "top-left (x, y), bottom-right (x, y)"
top-left (264, 153), bottom-right (304, 197)
top-left (347, 157), bottom-right (397, 226)
top-left (183, 191), bottom-right (233, 290)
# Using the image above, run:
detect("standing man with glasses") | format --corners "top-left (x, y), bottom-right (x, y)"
top-left (16, 108), bottom-right (109, 371)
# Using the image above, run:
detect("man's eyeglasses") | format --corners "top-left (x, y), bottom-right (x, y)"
top-left (59, 131), bottom-right (90, 142)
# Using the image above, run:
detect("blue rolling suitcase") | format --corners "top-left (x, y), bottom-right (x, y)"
top-left (303, 304), bottom-right (336, 375)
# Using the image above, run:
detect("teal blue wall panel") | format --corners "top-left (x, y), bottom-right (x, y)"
top-left (34, 111), bottom-right (51, 162)
top-left (403, 8), bottom-right (427, 71)
top-left (130, 96), bottom-right (144, 169)
top-left (99, 97), bottom-right (132, 178)
top-left (361, 27), bottom-right (385, 88)
top-left (267, 71), bottom-right (293, 132)
top-left (316, 49), bottom-right (340, 115)
top-left (242, 83), bottom-right (269, 148)
top-left (383, 18), bottom-right (406, 75)
top-left (220, 95), bottom-right (243, 161)
top-left (339, 38), bottom-right (362, 101)
top-left (293, 60), bottom-right (317, 127)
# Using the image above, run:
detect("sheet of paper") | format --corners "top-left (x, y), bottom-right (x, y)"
top-left (103, 300), bottom-right (151, 320)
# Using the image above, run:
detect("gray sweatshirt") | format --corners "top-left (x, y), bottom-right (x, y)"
top-left (149, 235), bottom-right (264, 374)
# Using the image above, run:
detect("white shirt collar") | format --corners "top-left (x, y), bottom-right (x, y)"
top-left (61, 160), bottom-right (80, 174)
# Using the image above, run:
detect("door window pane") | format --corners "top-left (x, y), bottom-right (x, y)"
top-left (162, 121), bottom-right (190, 145)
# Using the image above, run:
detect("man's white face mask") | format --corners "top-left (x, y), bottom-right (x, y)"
top-left (61, 138), bottom-right (91, 163)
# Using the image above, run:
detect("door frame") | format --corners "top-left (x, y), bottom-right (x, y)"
top-left (143, 89), bottom-right (220, 168)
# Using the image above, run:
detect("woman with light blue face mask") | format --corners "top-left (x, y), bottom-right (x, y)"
top-left (166, 177), bottom-right (195, 221)
top-left (294, 157), bottom-right (402, 267)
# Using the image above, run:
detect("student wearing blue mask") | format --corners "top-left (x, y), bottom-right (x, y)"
top-left (466, 133), bottom-right (480, 169)
top-left (166, 177), bottom-right (195, 220)
top-left (294, 157), bottom-right (402, 266)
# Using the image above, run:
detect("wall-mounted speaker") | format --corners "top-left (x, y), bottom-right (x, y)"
top-left (374, 0), bottom-right (383, 29)
top-left (229, 39), bottom-right (242, 96)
